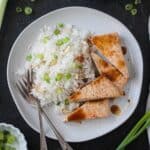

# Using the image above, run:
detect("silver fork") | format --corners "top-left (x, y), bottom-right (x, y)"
top-left (16, 69), bottom-right (73, 150)
top-left (16, 69), bottom-right (48, 150)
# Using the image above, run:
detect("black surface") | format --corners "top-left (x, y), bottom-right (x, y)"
top-left (0, 0), bottom-right (150, 150)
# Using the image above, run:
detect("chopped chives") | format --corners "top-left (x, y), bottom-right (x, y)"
top-left (56, 87), bottom-right (63, 94)
top-left (125, 4), bottom-right (133, 11)
top-left (16, 7), bottom-right (22, 13)
top-left (58, 23), bottom-right (64, 28)
top-left (42, 36), bottom-right (50, 44)
top-left (56, 39), bottom-right (64, 46)
top-left (65, 73), bottom-right (72, 80)
top-left (55, 73), bottom-right (63, 81)
top-left (56, 37), bottom-right (70, 46)
top-left (26, 54), bottom-right (32, 61)
top-left (54, 28), bottom-right (60, 35)
top-left (134, 0), bottom-right (141, 5)
top-left (43, 73), bottom-right (50, 83)
top-left (63, 37), bottom-right (70, 43)
top-left (36, 53), bottom-right (44, 59)
top-left (24, 6), bottom-right (32, 15)
top-left (131, 9), bottom-right (137, 16)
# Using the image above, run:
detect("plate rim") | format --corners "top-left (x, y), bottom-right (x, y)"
top-left (7, 6), bottom-right (143, 142)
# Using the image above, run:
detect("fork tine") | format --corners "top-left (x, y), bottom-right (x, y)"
top-left (29, 68), bottom-right (33, 84)
top-left (16, 82), bottom-right (27, 99)
top-left (18, 79), bottom-right (29, 95)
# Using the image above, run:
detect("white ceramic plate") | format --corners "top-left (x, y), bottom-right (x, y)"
top-left (7, 7), bottom-right (143, 142)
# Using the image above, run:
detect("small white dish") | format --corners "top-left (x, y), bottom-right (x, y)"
top-left (0, 123), bottom-right (27, 150)
top-left (7, 7), bottom-right (143, 142)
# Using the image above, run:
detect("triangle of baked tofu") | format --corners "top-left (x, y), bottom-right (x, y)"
top-left (91, 33), bottom-right (129, 79)
top-left (66, 99), bottom-right (110, 121)
top-left (91, 52), bottom-right (128, 90)
top-left (69, 75), bottom-right (123, 102)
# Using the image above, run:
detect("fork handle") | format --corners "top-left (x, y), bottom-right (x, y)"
top-left (37, 103), bottom-right (48, 150)
top-left (41, 108), bottom-right (73, 150)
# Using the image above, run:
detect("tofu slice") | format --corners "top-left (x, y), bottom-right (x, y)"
top-left (91, 52), bottom-right (128, 90)
top-left (69, 75), bottom-right (123, 102)
top-left (91, 33), bottom-right (129, 78)
top-left (66, 99), bottom-right (110, 121)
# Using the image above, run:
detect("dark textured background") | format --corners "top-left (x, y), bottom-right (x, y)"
top-left (0, 0), bottom-right (150, 150)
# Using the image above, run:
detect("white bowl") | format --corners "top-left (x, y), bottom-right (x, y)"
top-left (0, 123), bottom-right (27, 150)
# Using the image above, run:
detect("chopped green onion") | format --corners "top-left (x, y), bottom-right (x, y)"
top-left (56, 87), bottom-right (63, 94)
top-left (0, 131), bottom-right (4, 140)
top-left (125, 4), bottom-right (133, 11)
top-left (58, 23), bottom-right (64, 28)
top-left (53, 54), bottom-right (58, 59)
top-left (16, 7), bottom-right (22, 13)
top-left (131, 8), bottom-right (137, 16)
top-left (50, 54), bottom-right (58, 65)
top-left (56, 39), bottom-right (64, 46)
top-left (65, 73), bottom-right (72, 80)
top-left (55, 73), bottom-right (63, 81)
top-left (24, 6), bottom-right (32, 15)
top-left (26, 54), bottom-right (32, 61)
top-left (117, 111), bottom-right (150, 150)
top-left (63, 37), bottom-right (70, 43)
top-left (42, 36), bottom-right (50, 44)
top-left (64, 99), bottom-right (69, 105)
top-left (43, 73), bottom-right (50, 83)
top-left (72, 63), bottom-right (83, 69)
top-left (56, 37), bottom-right (70, 46)
top-left (54, 28), bottom-right (60, 35)
top-left (6, 134), bottom-right (16, 144)
top-left (134, 0), bottom-right (141, 5)
top-left (36, 53), bottom-right (44, 59)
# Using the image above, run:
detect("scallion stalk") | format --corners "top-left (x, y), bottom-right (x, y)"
top-left (117, 111), bottom-right (150, 150)
top-left (0, 0), bottom-right (8, 29)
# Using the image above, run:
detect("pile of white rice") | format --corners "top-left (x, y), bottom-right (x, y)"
top-left (25, 24), bottom-right (95, 112)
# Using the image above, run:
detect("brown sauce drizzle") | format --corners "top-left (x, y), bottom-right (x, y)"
top-left (121, 46), bottom-right (127, 55)
top-left (111, 105), bottom-right (121, 115)
top-left (74, 54), bottom-right (84, 63)
top-left (128, 99), bottom-right (131, 103)
top-left (67, 109), bottom-right (85, 121)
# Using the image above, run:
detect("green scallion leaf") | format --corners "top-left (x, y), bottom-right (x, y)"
top-left (42, 36), bottom-right (50, 44)
top-left (43, 73), bottom-right (50, 83)
top-left (56, 87), bottom-right (63, 94)
top-left (26, 54), bottom-right (32, 61)
top-left (64, 99), bottom-right (69, 105)
top-left (36, 53), bottom-right (44, 59)
top-left (24, 6), bottom-right (32, 15)
top-left (63, 37), bottom-right (70, 43)
top-left (56, 37), bottom-right (70, 46)
top-left (56, 39), bottom-right (64, 46)
top-left (6, 134), bottom-right (16, 144)
top-left (125, 4), bottom-right (133, 11)
top-left (134, 0), bottom-right (141, 5)
top-left (0, 131), bottom-right (4, 140)
top-left (55, 73), bottom-right (64, 81)
top-left (65, 73), bottom-right (72, 80)
top-left (16, 7), bottom-right (22, 13)
top-left (58, 23), bottom-right (64, 28)
top-left (131, 8), bottom-right (137, 16)
top-left (54, 28), bottom-right (60, 35)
